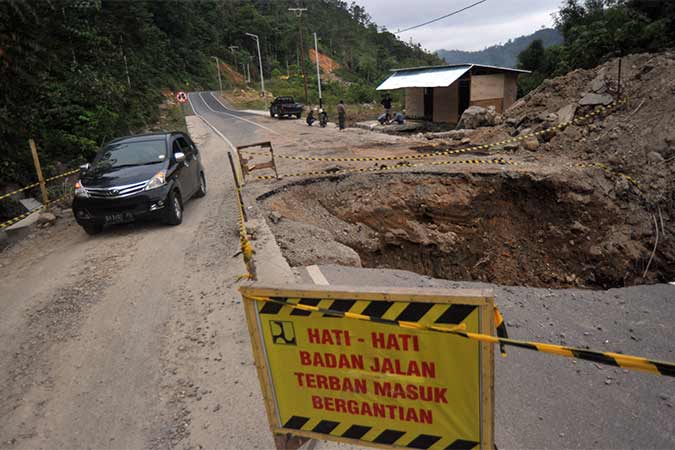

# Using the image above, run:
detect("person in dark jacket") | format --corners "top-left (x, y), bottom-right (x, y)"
top-left (336, 100), bottom-right (346, 131)
top-left (381, 94), bottom-right (392, 121)
top-left (306, 108), bottom-right (316, 126)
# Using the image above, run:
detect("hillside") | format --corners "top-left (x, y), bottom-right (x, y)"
top-left (0, 0), bottom-right (442, 188)
top-left (436, 28), bottom-right (562, 68)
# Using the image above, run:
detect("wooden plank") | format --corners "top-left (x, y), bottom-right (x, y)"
top-left (242, 295), bottom-right (280, 432)
top-left (479, 299), bottom-right (495, 449)
top-left (241, 283), bottom-right (492, 305)
top-left (29, 139), bottom-right (49, 206)
top-left (237, 141), bottom-right (272, 150)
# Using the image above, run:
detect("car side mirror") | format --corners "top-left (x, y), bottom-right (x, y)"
top-left (174, 152), bottom-right (186, 164)
top-left (79, 163), bottom-right (90, 172)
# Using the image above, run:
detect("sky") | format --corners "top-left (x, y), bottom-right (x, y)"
top-left (356, 0), bottom-right (563, 52)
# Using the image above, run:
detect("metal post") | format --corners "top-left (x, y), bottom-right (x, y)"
top-left (212, 56), bottom-right (223, 93)
top-left (617, 57), bottom-right (622, 98)
top-left (314, 32), bottom-right (322, 108)
top-left (227, 153), bottom-right (246, 222)
top-left (246, 33), bottom-right (265, 105)
top-left (29, 139), bottom-right (49, 206)
top-left (229, 45), bottom-right (239, 71)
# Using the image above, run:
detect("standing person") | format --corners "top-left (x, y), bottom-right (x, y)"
top-left (381, 94), bottom-right (392, 121)
top-left (336, 100), bottom-right (346, 131)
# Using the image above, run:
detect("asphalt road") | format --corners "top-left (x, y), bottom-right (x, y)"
top-left (1, 92), bottom-right (672, 450)
top-left (0, 109), bottom-right (279, 449)
top-left (296, 265), bottom-right (675, 449)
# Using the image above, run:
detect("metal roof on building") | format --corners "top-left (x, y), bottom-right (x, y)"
top-left (376, 66), bottom-right (471, 90)
top-left (376, 64), bottom-right (529, 90)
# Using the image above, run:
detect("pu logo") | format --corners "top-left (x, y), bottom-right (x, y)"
top-left (270, 321), bottom-right (296, 345)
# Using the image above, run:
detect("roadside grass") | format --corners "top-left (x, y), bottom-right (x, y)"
top-left (153, 102), bottom-right (188, 134)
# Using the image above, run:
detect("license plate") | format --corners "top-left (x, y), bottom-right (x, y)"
top-left (104, 212), bottom-right (134, 224)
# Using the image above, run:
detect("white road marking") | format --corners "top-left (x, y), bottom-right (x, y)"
top-left (306, 265), bottom-right (329, 285)
top-left (200, 91), bottom-right (280, 135)
top-left (188, 93), bottom-right (237, 151)
top-left (188, 93), bottom-right (244, 183)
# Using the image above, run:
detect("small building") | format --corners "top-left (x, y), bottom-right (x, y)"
top-left (376, 64), bottom-right (529, 124)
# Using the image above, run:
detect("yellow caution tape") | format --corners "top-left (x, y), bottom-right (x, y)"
top-left (0, 191), bottom-right (72, 229)
top-left (0, 168), bottom-right (79, 202)
top-left (0, 181), bottom-right (42, 202)
top-left (235, 187), bottom-right (257, 280)
top-left (574, 162), bottom-right (641, 190)
top-left (245, 294), bottom-right (675, 377)
top-left (270, 98), bottom-right (627, 163)
top-left (254, 158), bottom-right (514, 181)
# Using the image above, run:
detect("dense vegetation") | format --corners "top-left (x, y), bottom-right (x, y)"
top-left (437, 28), bottom-right (562, 68)
top-left (0, 0), bottom-right (441, 187)
top-left (517, 0), bottom-right (675, 94)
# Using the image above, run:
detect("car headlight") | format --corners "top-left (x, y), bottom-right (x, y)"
top-left (74, 180), bottom-right (88, 198)
top-left (145, 170), bottom-right (166, 190)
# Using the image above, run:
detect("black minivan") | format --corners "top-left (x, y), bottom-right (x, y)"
top-left (72, 132), bottom-right (207, 235)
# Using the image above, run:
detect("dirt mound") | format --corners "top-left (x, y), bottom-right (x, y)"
top-left (503, 52), bottom-right (675, 205)
top-left (218, 62), bottom-right (245, 86)
top-left (309, 48), bottom-right (340, 74)
top-left (260, 172), bottom-right (675, 288)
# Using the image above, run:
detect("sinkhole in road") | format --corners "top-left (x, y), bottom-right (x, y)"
top-left (260, 171), bottom-right (673, 288)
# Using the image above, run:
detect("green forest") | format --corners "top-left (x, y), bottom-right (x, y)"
top-left (3, 0), bottom-right (674, 189)
top-left (517, 0), bottom-right (675, 94)
top-left (0, 0), bottom-right (440, 187)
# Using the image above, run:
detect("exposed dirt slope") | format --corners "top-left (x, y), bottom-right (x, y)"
top-left (261, 172), bottom-right (674, 288)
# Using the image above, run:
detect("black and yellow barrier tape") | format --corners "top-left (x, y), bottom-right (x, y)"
top-left (268, 99), bottom-right (627, 164)
top-left (574, 162), bottom-right (641, 190)
top-left (235, 187), bottom-right (257, 280)
top-left (0, 181), bottom-right (42, 202)
top-left (254, 158), bottom-right (514, 181)
top-left (0, 168), bottom-right (79, 202)
top-left (494, 306), bottom-right (508, 356)
top-left (44, 168), bottom-right (79, 183)
top-left (244, 294), bottom-right (675, 377)
top-left (0, 191), bottom-right (72, 229)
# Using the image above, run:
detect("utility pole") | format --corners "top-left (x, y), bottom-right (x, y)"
top-left (211, 56), bottom-right (223, 93)
top-left (313, 32), bottom-right (322, 108)
top-left (245, 32), bottom-right (266, 106)
top-left (289, 7), bottom-right (309, 104)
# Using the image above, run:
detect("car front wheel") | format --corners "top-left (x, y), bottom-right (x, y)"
top-left (164, 189), bottom-right (183, 225)
top-left (82, 224), bottom-right (103, 235)
top-left (270, 109), bottom-right (275, 118)
top-left (194, 172), bottom-right (207, 198)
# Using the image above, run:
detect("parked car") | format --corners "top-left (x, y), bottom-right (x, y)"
top-left (72, 132), bottom-right (207, 235)
top-left (270, 96), bottom-right (303, 119)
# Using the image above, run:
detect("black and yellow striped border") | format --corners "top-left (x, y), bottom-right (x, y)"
top-left (281, 415), bottom-right (479, 449)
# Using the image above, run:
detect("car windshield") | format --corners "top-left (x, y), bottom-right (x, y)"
top-left (94, 139), bottom-right (167, 170)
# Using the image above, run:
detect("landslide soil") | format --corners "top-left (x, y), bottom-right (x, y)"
top-left (261, 171), bottom-right (675, 288)
top-left (257, 51), bottom-right (675, 289)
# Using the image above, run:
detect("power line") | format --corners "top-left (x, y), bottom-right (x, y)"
top-left (396, 0), bottom-right (489, 33)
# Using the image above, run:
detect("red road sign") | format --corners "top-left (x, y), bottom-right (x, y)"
top-left (176, 91), bottom-right (188, 104)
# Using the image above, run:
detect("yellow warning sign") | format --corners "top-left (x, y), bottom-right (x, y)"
top-left (240, 284), bottom-right (495, 450)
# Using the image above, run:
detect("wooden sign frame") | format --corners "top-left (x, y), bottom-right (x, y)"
top-left (240, 283), bottom-right (495, 450)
